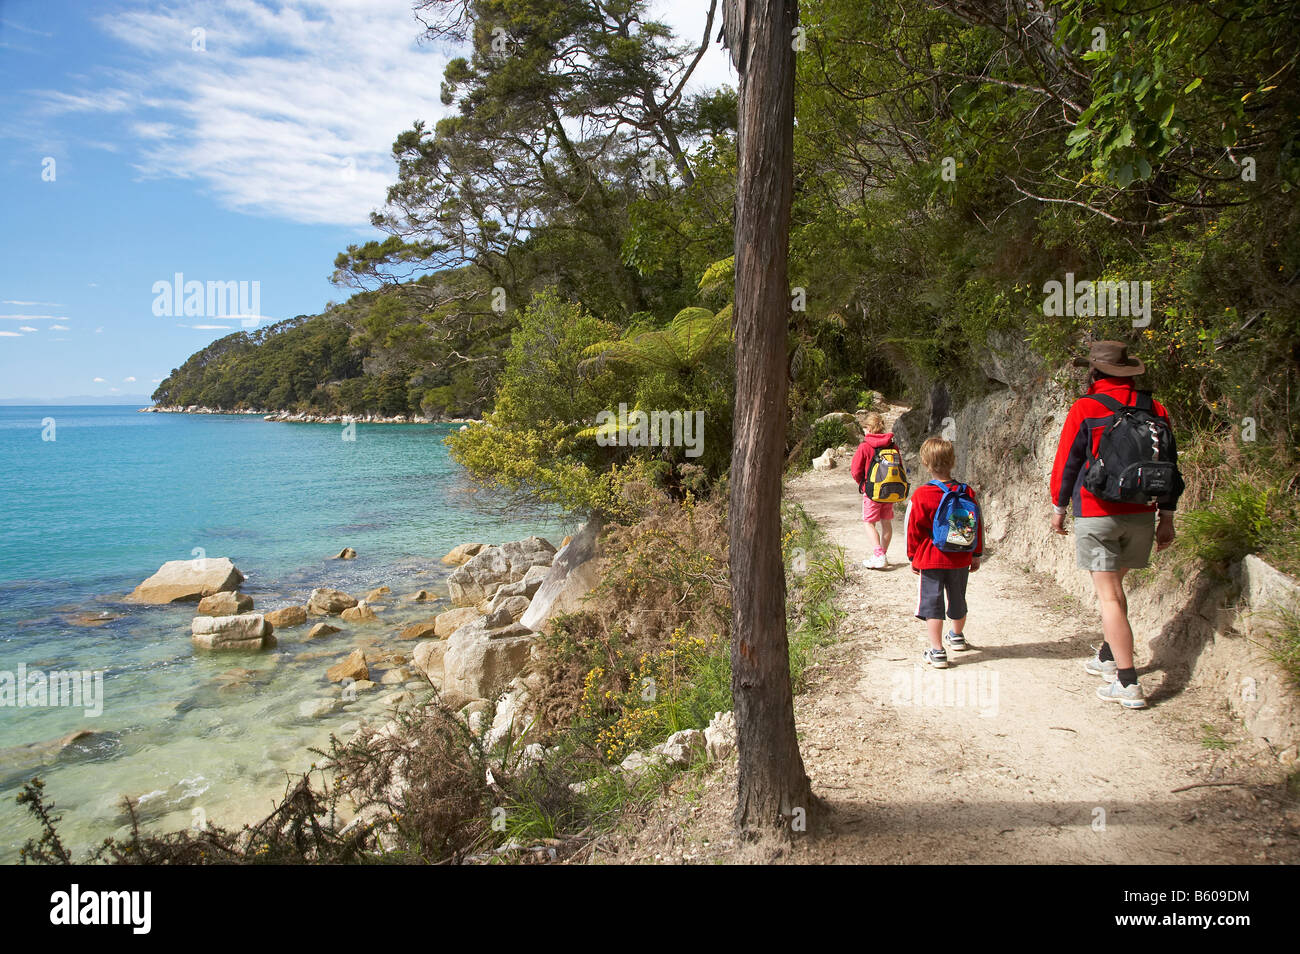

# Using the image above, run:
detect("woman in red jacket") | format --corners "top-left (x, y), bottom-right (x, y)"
top-left (1049, 341), bottom-right (1179, 710)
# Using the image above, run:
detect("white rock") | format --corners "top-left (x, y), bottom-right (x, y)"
top-left (704, 710), bottom-right (736, 761)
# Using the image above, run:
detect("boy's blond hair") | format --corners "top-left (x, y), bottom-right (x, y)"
top-left (863, 412), bottom-right (885, 434)
top-left (920, 437), bottom-right (956, 476)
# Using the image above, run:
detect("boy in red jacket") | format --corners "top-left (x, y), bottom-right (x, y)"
top-left (906, 437), bottom-right (983, 669)
top-left (849, 412), bottom-right (898, 568)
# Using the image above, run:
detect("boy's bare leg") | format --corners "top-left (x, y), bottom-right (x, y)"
top-left (880, 520), bottom-right (893, 554)
top-left (926, 617), bottom-right (944, 651)
top-left (1091, 568), bottom-right (1133, 668)
top-left (950, 615), bottom-right (966, 636)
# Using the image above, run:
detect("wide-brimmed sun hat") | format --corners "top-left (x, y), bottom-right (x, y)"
top-left (1072, 340), bottom-right (1145, 377)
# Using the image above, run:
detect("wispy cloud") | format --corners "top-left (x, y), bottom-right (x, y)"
top-left (93, 377), bottom-right (105, 382)
top-left (49, 324), bottom-right (70, 330)
top-left (19, 326), bottom-right (38, 332)
top-left (0, 314), bottom-right (69, 320)
top-left (2, 300), bottom-right (63, 306)
top-left (30, 1), bottom-right (455, 227)
top-left (0, 331), bottom-right (21, 337)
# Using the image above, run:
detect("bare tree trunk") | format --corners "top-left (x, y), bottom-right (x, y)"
top-left (726, 0), bottom-right (812, 831)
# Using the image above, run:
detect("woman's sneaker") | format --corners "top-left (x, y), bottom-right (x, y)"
top-left (1084, 652), bottom-right (1118, 680)
top-left (943, 630), bottom-right (967, 652)
top-left (1096, 679), bottom-right (1147, 709)
top-left (923, 647), bottom-right (949, 669)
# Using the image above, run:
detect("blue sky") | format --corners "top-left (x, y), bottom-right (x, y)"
top-left (0, 0), bottom-right (731, 401)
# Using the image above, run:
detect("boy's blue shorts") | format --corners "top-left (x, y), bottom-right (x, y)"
top-left (915, 567), bottom-right (968, 621)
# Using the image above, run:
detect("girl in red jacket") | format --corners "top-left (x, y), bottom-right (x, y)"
top-left (849, 412), bottom-right (898, 568)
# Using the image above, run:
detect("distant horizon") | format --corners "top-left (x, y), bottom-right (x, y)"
top-left (0, 394), bottom-right (153, 406)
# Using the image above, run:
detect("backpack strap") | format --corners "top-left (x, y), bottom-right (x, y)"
top-left (1135, 391), bottom-right (1154, 411)
top-left (1089, 393), bottom-right (1124, 413)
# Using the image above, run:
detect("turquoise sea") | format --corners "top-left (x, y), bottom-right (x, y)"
top-left (0, 406), bottom-right (571, 861)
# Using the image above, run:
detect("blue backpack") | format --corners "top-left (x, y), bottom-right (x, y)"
top-left (928, 480), bottom-right (981, 552)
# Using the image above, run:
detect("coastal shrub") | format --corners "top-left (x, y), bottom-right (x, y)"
top-left (533, 497), bottom-right (845, 766)
top-left (530, 492), bottom-right (731, 737)
top-left (331, 698), bottom-right (496, 862)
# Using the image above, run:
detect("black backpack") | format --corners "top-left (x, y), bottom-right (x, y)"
top-left (1082, 392), bottom-right (1184, 504)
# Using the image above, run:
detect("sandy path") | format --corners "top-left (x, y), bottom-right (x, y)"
top-left (777, 444), bottom-right (1299, 864)
top-left (600, 412), bottom-right (1300, 865)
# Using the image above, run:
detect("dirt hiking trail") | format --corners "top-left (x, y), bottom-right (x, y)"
top-left (598, 413), bottom-right (1300, 865)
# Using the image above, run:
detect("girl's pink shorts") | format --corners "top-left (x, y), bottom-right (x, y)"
top-left (863, 498), bottom-right (895, 523)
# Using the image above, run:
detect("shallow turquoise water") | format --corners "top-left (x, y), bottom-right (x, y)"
top-left (0, 406), bottom-right (571, 861)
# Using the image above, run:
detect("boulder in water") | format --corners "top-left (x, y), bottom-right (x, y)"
top-left (308, 588), bottom-right (358, 616)
top-left (326, 649), bottom-right (368, 683)
top-left (440, 542), bottom-right (485, 567)
top-left (197, 591), bottom-right (254, 616)
top-left (264, 605), bottom-right (309, 628)
top-left (306, 622), bottom-right (340, 640)
top-left (191, 614), bottom-right (275, 651)
top-left (128, 558), bottom-right (245, 604)
top-left (340, 601), bottom-right (378, 623)
top-left (398, 619), bottom-right (440, 641)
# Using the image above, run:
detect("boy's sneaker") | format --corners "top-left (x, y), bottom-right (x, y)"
top-left (943, 630), bottom-right (967, 652)
top-left (1096, 679), bottom-right (1147, 709)
top-left (862, 550), bottom-right (886, 569)
top-left (1084, 655), bottom-right (1118, 680)
top-left (923, 647), bottom-right (949, 669)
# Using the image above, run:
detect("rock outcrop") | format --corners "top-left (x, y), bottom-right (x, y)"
top-left (520, 519), bottom-right (602, 633)
top-left (128, 558), bottom-right (245, 604)
top-left (441, 617), bottom-right (534, 699)
top-left (447, 537), bottom-right (556, 606)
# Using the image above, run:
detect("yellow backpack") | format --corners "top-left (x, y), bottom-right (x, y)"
top-left (860, 444), bottom-right (909, 503)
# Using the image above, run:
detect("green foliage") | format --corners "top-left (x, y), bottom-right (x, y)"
top-left (808, 418), bottom-right (849, 461)
top-left (1182, 477), bottom-right (1279, 565)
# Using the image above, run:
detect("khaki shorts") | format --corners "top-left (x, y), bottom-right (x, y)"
top-left (1074, 513), bottom-right (1156, 571)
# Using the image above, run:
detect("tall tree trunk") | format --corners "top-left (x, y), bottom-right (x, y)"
top-left (725, 0), bottom-right (812, 831)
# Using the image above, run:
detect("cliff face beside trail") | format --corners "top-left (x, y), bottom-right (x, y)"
top-left (893, 336), bottom-right (1300, 761)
